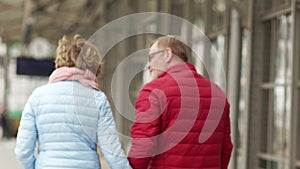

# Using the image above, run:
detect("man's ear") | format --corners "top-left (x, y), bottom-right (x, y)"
top-left (165, 47), bottom-right (173, 63)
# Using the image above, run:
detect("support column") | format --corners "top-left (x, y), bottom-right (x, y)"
top-left (288, 0), bottom-right (300, 168)
top-left (246, 0), bottom-right (270, 168)
top-left (227, 9), bottom-right (242, 169)
top-left (202, 0), bottom-right (213, 78)
top-left (157, 0), bottom-right (171, 34)
top-left (0, 40), bottom-right (8, 110)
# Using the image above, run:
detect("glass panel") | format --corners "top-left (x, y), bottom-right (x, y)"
top-left (274, 15), bottom-right (293, 84)
top-left (270, 161), bottom-right (279, 169)
top-left (272, 86), bottom-right (289, 158)
top-left (271, 87), bottom-right (291, 168)
top-left (264, 0), bottom-right (274, 11)
top-left (264, 0), bottom-right (291, 11)
top-left (273, 0), bottom-right (291, 8)
top-left (193, 0), bottom-right (205, 28)
top-left (210, 35), bottom-right (225, 90)
top-left (259, 159), bottom-right (280, 169)
top-left (192, 40), bottom-right (205, 74)
top-left (146, 0), bottom-right (157, 11)
top-left (267, 15), bottom-right (292, 169)
top-left (260, 159), bottom-right (267, 169)
top-left (211, 0), bottom-right (226, 32)
top-left (192, 0), bottom-right (205, 74)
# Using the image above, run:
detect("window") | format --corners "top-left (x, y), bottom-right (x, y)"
top-left (259, 15), bottom-right (292, 169)
top-left (211, 0), bottom-right (226, 33)
top-left (210, 35), bottom-right (226, 90)
top-left (200, 0), bottom-right (228, 90)
top-left (264, 0), bottom-right (291, 11)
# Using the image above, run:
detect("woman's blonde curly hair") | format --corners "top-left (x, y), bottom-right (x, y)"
top-left (55, 34), bottom-right (103, 76)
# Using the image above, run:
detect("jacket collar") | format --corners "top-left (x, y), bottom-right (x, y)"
top-left (158, 62), bottom-right (197, 78)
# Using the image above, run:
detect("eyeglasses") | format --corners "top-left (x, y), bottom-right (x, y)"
top-left (148, 49), bottom-right (165, 62)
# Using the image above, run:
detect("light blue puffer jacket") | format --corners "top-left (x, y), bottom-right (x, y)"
top-left (15, 81), bottom-right (132, 169)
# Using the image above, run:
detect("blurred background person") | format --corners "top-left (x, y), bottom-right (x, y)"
top-left (1, 106), bottom-right (11, 139)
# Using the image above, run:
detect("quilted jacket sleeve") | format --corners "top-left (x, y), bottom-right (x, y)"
top-left (128, 87), bottom-right (162, 169)
top-left (97, 97), bottom-right (132, 169)
top-left (15, 97), bottom-right (37, 169)
top-left (221, 102), bottom-right (233, 169)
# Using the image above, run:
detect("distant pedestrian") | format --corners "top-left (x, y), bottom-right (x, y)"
top-left (1, 106), bottom-right (10, 139)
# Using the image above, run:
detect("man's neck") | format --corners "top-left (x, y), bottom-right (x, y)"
top-left (167, 59), bottom-right (184, 69)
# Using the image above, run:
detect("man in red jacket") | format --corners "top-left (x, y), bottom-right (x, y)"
top-left (128, 35), bottom-right (233, 169)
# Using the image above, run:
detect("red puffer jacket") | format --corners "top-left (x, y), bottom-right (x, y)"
top-left (129, 62), bottom-right (233, 169)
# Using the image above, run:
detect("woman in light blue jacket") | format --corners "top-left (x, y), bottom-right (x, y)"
top-left (15, 35), bottom-right (132, 169)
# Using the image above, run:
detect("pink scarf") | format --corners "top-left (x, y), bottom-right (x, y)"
top-left (49, 67), bottom-right (100, 90)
